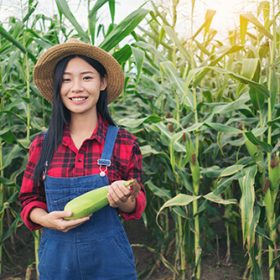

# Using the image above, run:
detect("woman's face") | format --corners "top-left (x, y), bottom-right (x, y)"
top-left (60, 57), bottom-right (107, 117)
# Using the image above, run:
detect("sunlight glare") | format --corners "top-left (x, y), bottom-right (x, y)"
top-left (175, 0), bottom-right (258, 39)
top-left (202, 0), bottom-right (253, 34)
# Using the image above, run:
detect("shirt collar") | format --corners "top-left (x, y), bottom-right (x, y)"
top-left (62, 114), bottom-right (108, 147)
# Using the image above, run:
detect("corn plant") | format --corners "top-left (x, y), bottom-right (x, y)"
top-left (115, 0), bottom-right (280, 279)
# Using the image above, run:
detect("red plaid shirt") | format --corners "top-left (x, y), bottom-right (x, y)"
top-left (19, 116), bottom-right (146, 231)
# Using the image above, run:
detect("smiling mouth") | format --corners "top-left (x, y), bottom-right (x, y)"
top-left (69, 97), bottom-right (88, 101)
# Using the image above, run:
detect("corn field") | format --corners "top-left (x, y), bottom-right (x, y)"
top-left (0, 0), bottom-right (279, 279)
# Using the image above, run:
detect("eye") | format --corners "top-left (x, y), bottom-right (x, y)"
top-left (83, 76), bottom-right (93, 81)
top-left (62, 77), bottom-right (71, 82)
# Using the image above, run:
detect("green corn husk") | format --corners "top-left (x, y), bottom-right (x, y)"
top-left (64, 179), bottom-right (135, 220)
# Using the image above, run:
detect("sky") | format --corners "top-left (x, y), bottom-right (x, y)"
top-left (0, 0), bottom-right (146, 24)
top-left (0, 0), bottom-right (259, 40)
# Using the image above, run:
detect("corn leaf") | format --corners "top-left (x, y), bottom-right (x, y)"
top-left (241, 58), bottom-right (259, 80)
top-left (270, 254), bottom-right (280, 269)
top-left (193, 46), bottom-right (244, 86)
top-left (146, 180), bottom-right (171, 200)
top-left (55, 0), bottom-right (89, 42)
top-left (118, 115), bottom-right (161, 128)
top-left (2, 145), bottom-right (23, 169)
top-left (0, 128), bottom-right (17, 144)
top-left (108, 0), bottom-right (115, 23)
top-left (203, 192), bottom-right (237, 205)
top-left (244, 131), bottom-right (273, 152)
top-left (260, 1), bottom-right (270, 29)
top-left (249, 86), bottom-right (265, 112)
top-left (88, 0), bottom-right (110, 44)
top-left (112, 44), bottom-right (132, 64)
top-left (256, 226), bottom-right (274, 247)
top-left (22, 2), bottom-right (38, 23)
top-left (240, 15), bottom-right (249, 44)
top-left (248, 205), bottom-right (261, 248)
top-left (160, 61), bottom-right (194, 109)
top-left (219, 165), bottom-right (245, 178)
top-left (194, 40), bottom-right (211, 56)
top-left (185, 123), bottom-right (204, 132)
top-left (204, 10), bottom-right (216, 35)
top-left (204, 122), bottom-right (242, 134)
top-left (268, 116), bottom-right (280, 125)
top-left (140, 145), bottom-right (162, 157)
top-left (132, 46), bottom-right (145, 82)
top-left (239, 165), bottom-right (257, 245)
top-left (0, 24), bottom-right (36, 62)
top-left (204, 66), bottom-right (269, 98)
top-left (163, 25), bottom-right (191, 62)
top-left (100, 8), bottom-right (148, 51)
top-left (159, 61), bottom-right (185, 94)
top-left (209, 94), bottom-right (250, 114)
top-left (192, 9), bottom-right (216, 39)
top-left (156, 194), bottom-right (200, 230)
top-left (240, 12), bottom-right (273, 39)
top-left (169, 130), bottom-right (189, 169)
top-left (201, 166), bottom-right (222, 178)
top-left (270, 70), bottom-right (278, 109)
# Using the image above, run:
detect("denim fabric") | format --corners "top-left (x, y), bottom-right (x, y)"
top-left (38, 126), bottom-right (137, 280)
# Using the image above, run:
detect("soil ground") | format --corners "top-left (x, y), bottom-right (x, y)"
top-left (0, 219), bottom-right (277, 280)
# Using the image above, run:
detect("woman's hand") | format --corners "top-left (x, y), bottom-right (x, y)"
top-left (107, 180), bottom-right (141, 213)
top-left (30, 208), bottom-right (90, 232)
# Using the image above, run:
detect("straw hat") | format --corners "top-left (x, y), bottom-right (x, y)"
top-left (33, 39), bottom-right (124, 103)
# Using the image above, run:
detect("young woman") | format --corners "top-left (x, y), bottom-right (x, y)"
top-left (19, 39), bottom-right (146, 280)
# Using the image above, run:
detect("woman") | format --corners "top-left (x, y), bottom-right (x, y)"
top-left (19, 39), bottom-right (146, 279)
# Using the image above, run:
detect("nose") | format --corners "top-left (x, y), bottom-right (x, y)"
top-left (71, 78), bottom-right (83, 93)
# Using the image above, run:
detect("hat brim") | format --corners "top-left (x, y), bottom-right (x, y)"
top-left (34, 41), bottom-right (124, 103)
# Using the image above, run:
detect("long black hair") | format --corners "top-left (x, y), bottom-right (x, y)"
top-left (33, 55), bottom-right (115, 185)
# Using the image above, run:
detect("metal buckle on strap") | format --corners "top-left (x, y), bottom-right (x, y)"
top-left (97, 159), bottom-right (111, 177)
top-left (99, 166), bottom-right (108, 177)
top-left (97, 159), bottom-right (111, 166)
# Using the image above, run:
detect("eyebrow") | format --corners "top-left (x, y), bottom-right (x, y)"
top-left (63, 71), bottom-right (95, 75)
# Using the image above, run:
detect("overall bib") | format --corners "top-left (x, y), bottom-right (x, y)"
top-left (38, 126), bottom-right (137, 280)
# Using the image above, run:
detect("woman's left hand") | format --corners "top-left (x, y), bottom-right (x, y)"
top-left (107, 180), bottom-right (140, 213)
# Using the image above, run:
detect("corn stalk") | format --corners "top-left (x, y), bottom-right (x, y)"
top-left (265, 1), bottom-right (278, 278)
top-left (190, 1), bottom-right (201, 278)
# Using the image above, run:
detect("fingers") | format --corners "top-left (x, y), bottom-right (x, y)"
top-left (52, 210), bottom-right (73, 219)
top-left (46, 211), bottom-right (91, 232)
top-left (58, 216), bottom-right (90, 232)
top-left (130, 181), bottom-right (141, 199)
top-left (108, 181), bottom-right (131, 208)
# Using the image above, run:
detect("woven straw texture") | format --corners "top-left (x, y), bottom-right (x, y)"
top-left (34, 40), bottom-right (124, 103)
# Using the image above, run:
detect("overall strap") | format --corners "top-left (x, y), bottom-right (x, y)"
top-left (97, 125), bottom-right (119, 167)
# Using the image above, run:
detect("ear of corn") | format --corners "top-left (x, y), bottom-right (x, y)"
top-left (64, 179), bottom-right (135, 220)
top-left (269, 155), bottom-right (280, 191)
top-left (190, 153), bottom-right (200, 187)
top-left (245, 138), bottom-right (262, 162)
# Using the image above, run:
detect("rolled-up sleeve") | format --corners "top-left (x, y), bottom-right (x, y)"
top-left (19, 135), bottom-right (47, 231)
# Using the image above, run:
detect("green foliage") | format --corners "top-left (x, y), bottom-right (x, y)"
top-left (115, 0), bottom-right (280, 279)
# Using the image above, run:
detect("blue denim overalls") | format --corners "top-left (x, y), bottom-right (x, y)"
top-left (38, 125), bottom-right (137, 280)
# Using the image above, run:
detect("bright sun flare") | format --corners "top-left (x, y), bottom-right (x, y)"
top-left (176, 0), bottom-right (258, 38)
top-left (203, 0), bottom-right (254, 32)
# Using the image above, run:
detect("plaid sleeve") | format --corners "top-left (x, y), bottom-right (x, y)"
top-left (19, 135), bottom-right (47, 231)
top-left (120, 140), bottom-right (146, 220)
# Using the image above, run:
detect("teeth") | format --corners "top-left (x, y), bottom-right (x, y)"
top-left (71, 97), bottom-right (86, 101)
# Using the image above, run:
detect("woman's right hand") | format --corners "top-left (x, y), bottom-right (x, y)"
top-left (30, 208), bottom-right (90, 232)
